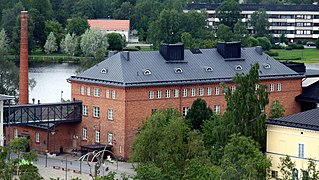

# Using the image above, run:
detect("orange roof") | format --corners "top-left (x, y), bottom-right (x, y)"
top-left (88, 19), bottom-right (130, 31)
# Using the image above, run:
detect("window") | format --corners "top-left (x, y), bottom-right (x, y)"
top-left (80, 86), bottom-right (85, 95)
top-left (35, 132), bottom-right (40, 143)
top-left (182, 89), bottom-right (187, 97)
top-left (94, 88), bottom-right (101, 97)
top-left (174, 68), bottom-right (183, 74)
top-left (111, 90), bottom-right (116, 99)
top-left (215, 87), bottom-right (220, 95)
top-left (106, 89), bottom-right (110, 98)
top-left (14, 128), bottom-right (18, 138)
top-left (108, 132), bottom-right (113, 145)
top-left (143, 69), bottom-right (151, 75)
top-left (182, 107), bottom-right (189, 116)
top-left (277, 83), bottom-right (282, 91)
top-left (165, 90), bottom-right (170, 98)
top-left (191, 88), bottom-right (196, 97)
top-left (214, 105), bottom-right (221, 114)
top-left (298, 143), bottom-right (305, 158)
top-left (157, 90), bottom-right (162, 98)
top-left (83, 105), bottom-right (88, 116)
top-left (174, 89), bottom-right (179, 97)
top-left (82, 128), bottom-right (87, 140)
top-left (270, 83), bottom-right (274, 92)
top-left (231, 86), bottom-right (236, 93)
top-left (108, 109), bottom-right (113, 120)
top-left (207, 87), bottom-right (212, 96)
top-left (93, 106), bottom-right (100, 118)
top-left (271, 171), bottom-right (278, 178)
top-left (199, 88), bottom-right (204, 96)
top-left (149, 91), bottom-right (154, 99)
top-left (95, 130), bottom-right (100, 143)
top-left (87, 87), bottom-right (91, 96)
top-left (255, 84), bottom-right (259, 91)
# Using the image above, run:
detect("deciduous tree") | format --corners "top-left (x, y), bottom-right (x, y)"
top-left (250, 8), bottom-right (270, 37)
top-left (107, 33), bottom-right (124, 51)
top-left (216, 0), bottom-right (242, 29)
top-left (269, 99), bottom-right (285, 118)
top-left (80, 29), bottom-right (108, 58)
top-left (44, 32), bottom-right (58, 54)
top-left (186, 98), bottom-right (213, 130)
top-left (67, 16), bottom-right (89, 36)
top-left (60, 33), bottom-right (78, 56)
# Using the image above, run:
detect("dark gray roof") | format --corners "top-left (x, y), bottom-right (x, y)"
top-left (69, 47), bottom-right (303, 87)
top-left (267, 108), bottom-right (319, 131)
top-left (187, 3), bottom-right (319, 11)
top-left (296, 80), bottom-right (319, 103)
top-left (0, 94), bottom-right (14, 101)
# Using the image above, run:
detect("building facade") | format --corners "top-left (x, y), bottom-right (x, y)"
top-left (68, 42), bottom-right (303, 159)
top-left (186, 3), bottom-right (319, 41)
top-left (267, 108), bottom-right (319, 179)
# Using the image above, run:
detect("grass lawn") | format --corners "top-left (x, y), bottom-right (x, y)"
top-left (271, 48), bottom-right (319, 63)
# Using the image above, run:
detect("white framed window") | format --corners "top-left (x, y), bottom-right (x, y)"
top-left (214, 105), bottom-right (221, 114)
top-left (35, 132), bottom-right (40, 143)
top-left (174, 89), bottom-right (179, 97)
top-left (82, 128), bottom-right (87, 140)
top-left (87, 87), bottom-right (91, 96)
top-left (157, 90), bottom-right (162, 98)
top-left (231, 86), bottom-right (236, 93)
top-left (108, 109), bottom-right (113, 120)
top-left (94, 88), bottom-right (101, 97)
top-left (277, 83), bottom-right (282, 92)
top-left (182, 107), bottom-right (189, 116)
top-left (215, 87), bottom-right (220, 95)
top-left (14, 128), bottom-right (18, 138)
top-left (191, 88), bottom-right (196, 97)
top-left (108, 132), bottom-right (113, 145)
top-left (270, 83), bottom-right (275, 92)
top-left (93, 106), bottom-right (100, 118)
top-left (80, 86), bottom-right (85, 95)
top-left (149, 91), bottom-right (154, 99)
top-left (182, 88), bottom-right (187, 97)
top-left (106, 89), bottom-right (110, 98)
top-left (165, 90), bottom-right (170, 98)
top-left (83, 105), bottom-right (88, 116)
top-left (255, 84), bottom-right (259, 91)
top-left (95, 130), bottom-right (100, 143)
top-left (207, 87), bottom-right (212, 96)
top-left (298, 143), bottom-right (305, 158)
top-left (111, 90), bottom-right (116, 99)
top-left (199, 88), bottom-right (204, 96)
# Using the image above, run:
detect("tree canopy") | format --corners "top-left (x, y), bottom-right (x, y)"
top-left (186, 98), bottom-right (213, 130)
top-left (216, 0), bottom-right (242, 29)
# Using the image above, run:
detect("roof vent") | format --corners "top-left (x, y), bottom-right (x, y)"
top-left (255, 46), bottom-right (263, 55)
top-left (190, 48), bottom-right (202, 54)
top-left (174, 67), bottom-right (183, 74)
top-left (121, 51), bottom-right (130, 61)
top-left (205, 67), bottom-right (213, 72)
top-left (235, 65), bottom-right (243, 71)
top-left (263, 63), bottom-right (271, 69)
top-left (143, 69), bottom-right (152, 76)
top-left (160, 44), bottom-right (184, 61)
top-left (100, 68), bottom-right (108, 74)
top-left (217, 42), bottom-right (241, 59)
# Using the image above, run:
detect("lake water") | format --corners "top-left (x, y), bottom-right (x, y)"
top-left (28, 62), bottom-right (79, 103)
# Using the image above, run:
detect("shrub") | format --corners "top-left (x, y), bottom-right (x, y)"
top-left (271, 44), bottom-right (281, 49)
top-left (264, 50), bottom-right (278, 56)
top-left (257, 37), bottom-right (271, 51)
top-left (285, 46), bottom-right (293, 50)
top-left (293, 44), bottom-right (304, 49)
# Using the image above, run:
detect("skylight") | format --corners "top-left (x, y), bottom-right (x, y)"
top-left (143, 69), bottom-right (152, 76)
top-left (235, 65), bottom-right (243, 71)
top-left (174, 68), bottom-right (183, 74)
top-left (100, 68), bottom-right (108, 74)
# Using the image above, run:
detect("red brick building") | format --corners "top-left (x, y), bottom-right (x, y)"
top-left (68, 42), bottom-right (303, 159)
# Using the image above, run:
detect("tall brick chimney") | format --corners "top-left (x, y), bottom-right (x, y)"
top-left (19, 11), bottom-right (29, 104)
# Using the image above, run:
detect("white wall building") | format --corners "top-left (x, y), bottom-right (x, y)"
top-left (0, 94), bottom-right (14, 146)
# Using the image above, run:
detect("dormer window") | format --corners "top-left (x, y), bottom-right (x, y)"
top-left (263, 63), bottom-right (271, 69)
top-left (174, 68), bottom-right (183, 74)
top-left (205, 67), bottom-right (213, 72)
top-left (235, 65), bottom-right (243, 71)
top-left (143, 69), bottom-right (152, 76)
top-left (101, 68), bottom-right (108, 74)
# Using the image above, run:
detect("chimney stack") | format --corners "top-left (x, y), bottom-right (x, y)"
top-left (19, 11), bottom-right (29, 104)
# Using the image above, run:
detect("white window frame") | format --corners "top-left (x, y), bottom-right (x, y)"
top-left (87, 87), bottom-right (91, 96)
top-left (165, 90), bottom-right (170, 98)
top-left (35, 132), bottom-right (40, 143)
top-left (82, 128), bottom-right (87, 140)
top-left (214, 105), bottom-right (221, 114)
top-left (207, 87), bottom-right (212, 96)
top-left (174, 89), bottom-right (179, 97)
top-left (108, 132), bottom-right (113, 145)
top-left (94, 88), bottom-right (101, 97)
top-left (191, 88), bottom-right (196, 97)
top-left (106, 89), bottom-right (110, 98)
top-left (93, 106), bottom-right (100, 118)
top-left (111, 90), bottom-right (116, 99)
top-left (14, 128), bottom-right (18, 138)
top-left (108, 109), bottom-right (113, 120)
top-left (255, 84), bottom-right (259, 91)
top-left (215, 87), bottom-right (220, 95)
top-left (277, 83), bottom-right (282, 92)
top-left (149, 91), bottom-right (154, 99)
top-left (298, 143), bottom-right (305, 158)
top-left (80, 86), bottom-right (85, 95)
top-left (157, 90), bottom-right (162, 99)
top-left (95, 130), bottom-right (100, 143)
top-left (199, 88), bottom-right (204, 96)
top-left (182, 88), bottom-right (187, 97)
top-left (270, 83), bottom-right (275, 92)
top-left (182, 107), bottom-right (189, 117)
top-left (231, 86), bottom-right (236, 93)
top-left (83, 105), bottom-right (88, 116)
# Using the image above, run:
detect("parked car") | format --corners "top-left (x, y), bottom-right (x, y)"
top-left (306, 42), bottom-right (316, 47)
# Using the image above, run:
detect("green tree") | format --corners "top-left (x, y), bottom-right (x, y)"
top-left (0, 59), bottom-right (19, 97)
top-left (181, 32), bottom-right (193, 48)
top-left (0, 29), bottom-right (9, 57)
top-left (216, 24), bottom-right (233, 42)
top-left (303, 158), bottom-right (319, 180)
top-left (280, 33), bottom-right (288, 44)
top-left (10, 137), bottom-right (30, 159)
top-left (257, 36), bottom-right (272, 50)
top-left (186, 98), bottom-right (213, 130)
top-left (44, 20), bottom-right (64, 48)
top-left (80, 29), bottom-right (108, 58)
top-left (269, 99), bottom-right (285, 118)
top-left (67, 16), bottom-right (89, 36)
top-left (44, 32), bottom-right (58, 54)
top-left (220, 134), bottom-right (271, 179)
top-left (233, 21), bottom-right (249, 45)
top-left (113, 2), bottom-right (133, 20)
top-left (60, 33), bottom-right (78, 55)
top-left (250, 8), bottom-right (270, 37)
top-left (247, 36), bottom-right (259, 47)
top-left (277, 155), bottom-right (297, 180)
top-left (107, 33), bottom-right (124, 51)
top-left (73, 0), bottom-right (94, 18)
top-left (216, 0), bottom-right (242, 29)
top-left (316, 38), bottom-right (319, 49)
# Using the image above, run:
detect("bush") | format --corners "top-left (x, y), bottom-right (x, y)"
top-left (257, 37), bottom-right (271, 51)
top-left (122, 47), bottom-right (139, 51)
top-left (285, 46), bottom-right (293, 50)
top-left (293, 44), bottom-right (304, 49)
top-left (316, 38), bottom-right (319, 49)
top-left (271, 44), bottom-right (281, 49)
top-left (264, 50), bottom-right (278, 56)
